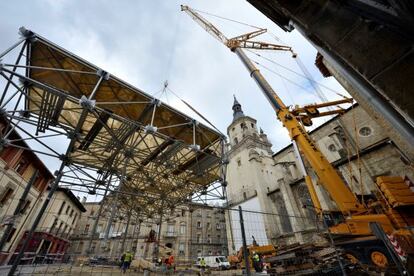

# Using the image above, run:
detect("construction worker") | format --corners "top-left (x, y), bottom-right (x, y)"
top-left (252, 251), bottom-right (260, 272)
top-left (199, 257), bottom-right (207, 275)
top-left (122, 250), bottom-right (133, 273)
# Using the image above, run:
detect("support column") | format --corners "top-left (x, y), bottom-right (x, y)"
top-left (133, 217), bottom-right (142, 256)
top-left (87, 172), bottom-right (113, 253)
top-left (239, 206), bottom-right (251, 276)
top-left (120, 211), bottom-right (131, 253)
top-left (153, 211), bottom-right (163, 261)
top-left (104, 152), bottom-right (131, 248)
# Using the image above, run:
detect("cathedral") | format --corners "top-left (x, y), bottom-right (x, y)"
top-left (225, 97), bottom-right (413, 253)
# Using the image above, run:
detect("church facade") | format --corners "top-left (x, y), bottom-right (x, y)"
top-left (225, 98), bottom-right (413, 253)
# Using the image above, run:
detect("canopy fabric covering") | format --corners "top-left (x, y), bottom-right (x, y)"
top-left (22, 34), bottom-right (224, 215)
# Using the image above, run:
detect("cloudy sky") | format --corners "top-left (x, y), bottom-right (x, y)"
top-left (0, 0), bottom-right (348, 171)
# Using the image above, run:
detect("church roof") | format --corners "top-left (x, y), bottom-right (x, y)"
top-left (232, 95), bottom-right (245, 121)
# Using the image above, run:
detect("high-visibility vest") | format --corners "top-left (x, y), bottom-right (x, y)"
top-left (124, 252), bottom-right (133, 262)
top-left (200, 259), bottom-right (206, 267)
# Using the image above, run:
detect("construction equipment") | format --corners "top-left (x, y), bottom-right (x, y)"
top-left (182, 5), bottom-right (414, 269)
top-left (229, 241), bottom-right (276, 269)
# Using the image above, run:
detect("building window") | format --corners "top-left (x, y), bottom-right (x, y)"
top-left (66, 205), bottom-right (70, 215)
top-left (269, 191), bottom-right (293, 233)
top-left (251, 123), bottom-right (254, 128)
top-left (6, 228), bottom-right (16, 242)
top-left (328, 144), bottom-right (336, 152)
top-left (97, 224), bottom-right (103, 233)
top-left (206, 222), bottom-right (211, 230)
top-left (179, 242), bottom-right (185, 255)
top-left (217, 235), bottom-right (221, 242)
top-left (207, 235), bottom-right (211, 243)
top-left (181, 209), bottom-right (186, 217)
top-left (19, 200), bottom-right (31, 214)
top-left (197, 234), bottom-right (201, 243)
top-left (240, 123), bottom-right (246, 129)
top-left (14, 157), bottom-right (28, 175)
top-left (33, 174), bottom-right (42, 189)
top-left (84, 224), bottom-right (90, 234)
top-left (359, 126), bottom-right (372, 137)
top-left (216, 223), bottom-right (221, 230)
top-left (197, 250), bottom-right (202, 256)
top-left (72, 213), bottom-right (78, 225)
top-left (237, 159), bottom-right (241, 166)
top-left (167, 224), bottom-right (174, 236)
top-left (208, 251), bottom-right (212, 255)
top-left (69, 209), bottom-right (74, 217)
top-left (234, 137), bottom-right (238, 145)
top-left (180, 223), bottom-right (186, 235)
top-left (57, 222), bottom-right (63, 234)
top-left (50, 218), bottom-right (58, 233)
top-left (77, 241), bottom-right (83, 253)
top-left (197, 221), bottom-right (201, 228)
top-left (0, 187), bottom-right (14, 205)
top-left (58, 201), bottom-right (66, 215)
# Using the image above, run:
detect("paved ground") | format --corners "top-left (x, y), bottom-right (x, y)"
top-left (0, 264), bottom-right (267, 275)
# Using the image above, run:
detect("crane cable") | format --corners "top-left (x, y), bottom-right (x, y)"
top-left (165, 86), bottom-right (224, 136)
top-left (193, 8), bottom-right (262, 30)
top-left (295, 56), bottom-right (329, 103)
top-left (164, 14), bottom-right (182, 81)
top-left (351, 104), bottom-right (365, 202)
top-left (246, 49), bottom-right (348, 98)
top-left (250, 58), bottom-right (319, 93)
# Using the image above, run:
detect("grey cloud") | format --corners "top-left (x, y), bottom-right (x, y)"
top-left (0, 0), bottom-right (348, 157)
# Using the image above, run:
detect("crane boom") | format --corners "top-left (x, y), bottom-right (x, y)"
top-left (181, 5), bottom-right (365, 214)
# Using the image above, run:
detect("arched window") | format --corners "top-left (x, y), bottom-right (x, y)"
top-left (294, 184), bottom-right (316, 227)
top-left (269, 192), bottom-right (293, 233)
top-left (234, 137), bottom-right (238, 144)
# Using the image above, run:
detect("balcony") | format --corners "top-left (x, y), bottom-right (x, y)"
top-left (164, 231), bottom-right (177, 238)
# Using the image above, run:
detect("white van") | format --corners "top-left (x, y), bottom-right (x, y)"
top-left (196, 256), bottom-right (230, 270)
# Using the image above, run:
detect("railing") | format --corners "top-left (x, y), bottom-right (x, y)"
top-left (164, 231), bottom-right (177, 237)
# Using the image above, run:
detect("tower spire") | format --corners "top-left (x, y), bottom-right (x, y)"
top-left (232, 95), bottom-right (244, 121)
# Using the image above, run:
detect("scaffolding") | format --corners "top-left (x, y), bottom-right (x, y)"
top-left (0, 27), bottom-right (227, 272)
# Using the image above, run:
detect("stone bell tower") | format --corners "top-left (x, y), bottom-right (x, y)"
top-left (226, 96), bottom-right (273, 205)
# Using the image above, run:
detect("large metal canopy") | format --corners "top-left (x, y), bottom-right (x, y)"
top-left (0, 28), bottom-right (226, 217)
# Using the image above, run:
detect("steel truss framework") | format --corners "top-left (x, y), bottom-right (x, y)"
top-left (0, 27), bottom-right (228, 235)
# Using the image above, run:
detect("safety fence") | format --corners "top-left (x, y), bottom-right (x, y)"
top-left (0, 179), bottom-right (407, 275)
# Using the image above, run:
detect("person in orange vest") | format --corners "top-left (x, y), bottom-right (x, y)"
top-left (167, 253), bottom-right (175, 271)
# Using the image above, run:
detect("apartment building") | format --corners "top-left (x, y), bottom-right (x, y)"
top-left (0, 119), bottom-right (54, 264)
top-left (0, 119), bottom-right (85, 264)
top-left (70, 201), bottom-right (228, 263)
